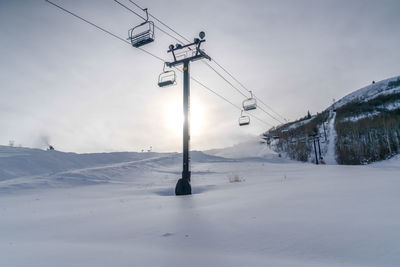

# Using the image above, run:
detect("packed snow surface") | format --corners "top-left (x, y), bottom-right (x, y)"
top-left (1, 145), bottom-right (400, 266)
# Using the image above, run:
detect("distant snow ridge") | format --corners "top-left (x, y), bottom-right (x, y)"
top-left (205, 138), bottom-right (284, 162)
top-left (333, 75), bottom-right (400, 109)
top-left (0, 145), bottom-right (237, 192)
top-left (0, 145), bottom-right (163, 181)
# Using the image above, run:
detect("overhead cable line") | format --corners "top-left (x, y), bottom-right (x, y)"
top-left (189, 76), bottom-right (273, 127)
top-left (120, 0), bottom-right (249, 99)
top-left (210, 58), bottom-right (287, 122)
top-left (202, 62), bottom-right (247, 98)
top-left (113, 0), bottom-right (275, 127)
top-left (45, 0), bottom-right (272, 127)
top-left (254, 96), bottom-right (287, 122)
top-left (207, 59), bottom-right (284, 124)
top-left (207, 58), bottom-right (284, 124)
top-left (44, 0), bottom-right (165, 62)
top-left (126, 0), bottom-right (191, 44)
top-left (113, 0), bottom-right (186, 47)
top-left (123, 0), bottom-right (286, 124)
top-left (201, 61), bottom-right (282, 125)
top-left (257, 105), bottom-right (282, 124)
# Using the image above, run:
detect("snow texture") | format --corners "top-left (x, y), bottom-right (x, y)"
top-left (286, 116), bottom-right (316, 130)
top-left (1, 144), bottom-right (400, 266)
top-left (378, 101), bottom-right (400, 111)
top-left (340, 111), bottom-right (381, 123)
top-left (322, 111), bottom-right (337, 165)
top-left (332, 75), bottom-right (400, 109)
top-left (205, 139), bottom-right (281, 160)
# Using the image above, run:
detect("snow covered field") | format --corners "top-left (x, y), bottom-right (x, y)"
top-left (1, 144), bottom-right (400, 266)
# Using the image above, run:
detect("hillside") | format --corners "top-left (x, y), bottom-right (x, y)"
top-left (264, 75), bottom-right (400, 165)
top-left (333, 76), bottom-right (400, 109)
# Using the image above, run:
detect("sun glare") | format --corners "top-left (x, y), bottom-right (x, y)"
top-left (164, 100), bottom-right (205, 137)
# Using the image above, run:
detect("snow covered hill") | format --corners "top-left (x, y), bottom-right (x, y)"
top-left (332, 75), bottom-right (400, 109)
top-left (0, 145), bottom-right (167, 181)
top-left (0, 146), bottom-right (233, 192)
top-left (265, 75), bottom-right (400, 165)
top-left (1, 145), bottom-right (400, 266)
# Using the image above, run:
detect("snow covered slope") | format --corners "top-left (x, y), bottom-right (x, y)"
top-left (333, 75), bottom-right (400, 109)
top-left (265, 75), bottom-right (400, 165)
top-left (204, 138), bottom-right (282, 160)
top-left (0, 145), bottom-right (167, 181)
top-left (322, 110), bottom-right (337, 164)
top-left (1, 145), bottom-right (400, 266)
top-left (0, 146), bottom-right (231, 192)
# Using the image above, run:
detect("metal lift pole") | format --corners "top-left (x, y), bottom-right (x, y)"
top-left (309, 132), bottom-right (319, 165)
top-left (313, 139), bottom-right (319, 165)
top-left (182, 60), bottom-right (191, 183)
top-left (317, 137), bottom-right (322, 160)
top-left (166, 32), bottom-right (211, 195)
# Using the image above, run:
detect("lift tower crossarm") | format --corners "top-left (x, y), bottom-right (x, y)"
top-left (166, 39), bottom-right (211, 67)
top-left (167, 32), bottom-right (211, 196)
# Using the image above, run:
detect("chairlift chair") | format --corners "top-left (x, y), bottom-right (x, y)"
top-left (158, 63), bottom-right (176, 87)
top-left (239, 110), bottom-right (250, 126)
top-left (128, 8), bottom-right (155, 48)
top-left (242, 91), bottom-right (257, 111)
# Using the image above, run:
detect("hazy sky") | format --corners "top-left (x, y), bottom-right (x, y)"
top-left (1, 0), bottom-right (399, 153)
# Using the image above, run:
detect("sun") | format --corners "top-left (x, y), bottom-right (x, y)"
top-left (163, 100), bottom-right (205, 137)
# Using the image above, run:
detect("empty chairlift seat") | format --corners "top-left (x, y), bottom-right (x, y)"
top-left (158, 70), bottom-right (176, 87)
top-left (158, 63), bottom-right (176, 87)
top-left (242, 91), bottom-right (257, 111)
top-left (128, 8), bottom-right (155, 48)
top-left (238, 111), bottom-right (250, 126)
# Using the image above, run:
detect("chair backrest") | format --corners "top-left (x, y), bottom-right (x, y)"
top-left (242, 98), bottom-right (257, 111)
top-left (239, 115), bottom-right (250, 126)
top-left (129, 21), bottom-right (155, 48)
top-left (158, 70), bottom-right (176, 87)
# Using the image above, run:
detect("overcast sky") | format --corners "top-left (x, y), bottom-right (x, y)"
top-left (1, 0), bottom-right (399, 153)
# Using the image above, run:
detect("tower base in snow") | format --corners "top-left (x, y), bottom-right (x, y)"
top-left (175, 178), bottom-right (191, 195)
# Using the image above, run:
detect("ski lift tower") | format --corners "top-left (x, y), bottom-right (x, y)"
top-left (166, 31), bottom-right (211, 195)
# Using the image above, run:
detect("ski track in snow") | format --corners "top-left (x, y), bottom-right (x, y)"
top-left (1, 144), bottom-right (400, 267)
top-left (324, 111), bottom-right (338, 165)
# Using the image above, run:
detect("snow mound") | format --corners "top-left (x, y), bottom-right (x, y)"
top-left (0, 146), bottom-right (234, 192)
top-left (0, 145), bottom-right (166, 181)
